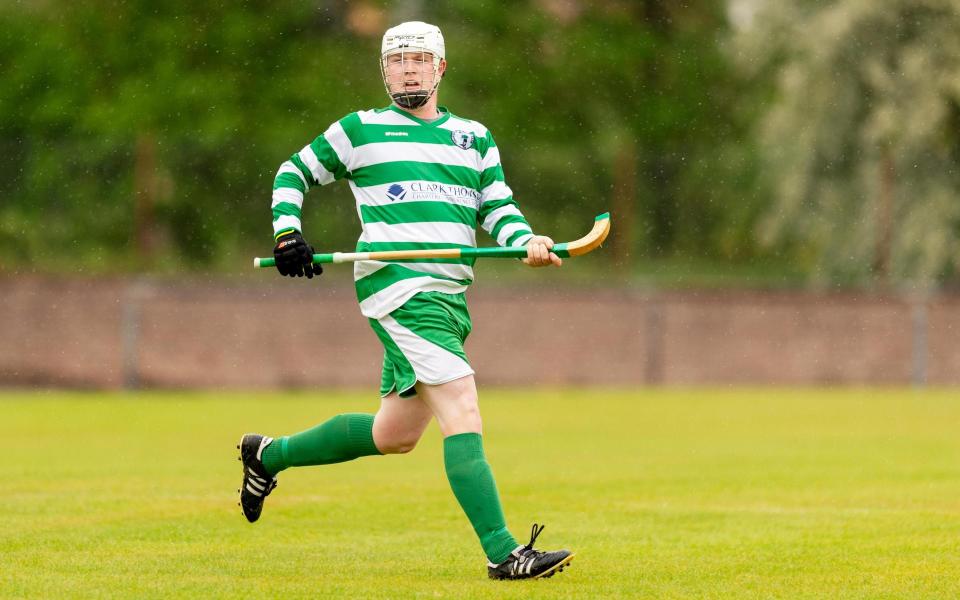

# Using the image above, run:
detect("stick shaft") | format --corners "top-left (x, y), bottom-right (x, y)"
top-left (253, 243), bottom-right (574, 269)
top-left (252, 212), bottom-right (608, 268)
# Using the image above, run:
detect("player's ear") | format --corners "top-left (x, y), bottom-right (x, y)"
top-left (437, 58), bottom-right (447, 78)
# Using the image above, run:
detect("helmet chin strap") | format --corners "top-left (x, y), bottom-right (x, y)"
top-left (391, 90), bottom-right (432, 109)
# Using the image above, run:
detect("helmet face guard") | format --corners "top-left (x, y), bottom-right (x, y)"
top-left (380, 22), bottom-right (445, 110)
top-left (380, 49), bottom-right (442, 110)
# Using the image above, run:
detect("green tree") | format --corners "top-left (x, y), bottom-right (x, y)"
top-left (0, 1), bottom-right (380, 270)
top-left (737, 0), bottom-right (960, 286)
top-left (1, 0), bottom-right (761, 276)
top-left (437, 0), bottom-right (764, 265)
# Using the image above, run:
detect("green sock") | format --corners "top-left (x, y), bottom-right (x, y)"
top-left (443, 432), bottom-right (519, 564)
top-left (261, 413), bottom-right (382, 475)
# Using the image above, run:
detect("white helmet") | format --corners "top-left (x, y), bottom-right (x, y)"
top-left (380, 21), bottom-right (445, 110)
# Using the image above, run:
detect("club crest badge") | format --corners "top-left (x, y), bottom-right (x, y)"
top-left (451, 130), bottom-right (475, 150)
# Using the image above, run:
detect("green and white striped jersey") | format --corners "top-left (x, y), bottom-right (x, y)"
top-left (271, 105), bottom-right (535, 319)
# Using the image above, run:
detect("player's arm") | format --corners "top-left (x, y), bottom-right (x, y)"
top-left (475, 131), bottom-right (561, 268)
top-left (270, 117), bottom-right (354, 278)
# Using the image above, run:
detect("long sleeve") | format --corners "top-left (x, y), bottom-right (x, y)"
top-left (475, 131), bottom-right (534, 248)
top-left (271, 117), bottom-right (353, 237)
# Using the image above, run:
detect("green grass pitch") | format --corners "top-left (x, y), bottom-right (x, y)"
top-left (3, 389), bottom-right (959, 599)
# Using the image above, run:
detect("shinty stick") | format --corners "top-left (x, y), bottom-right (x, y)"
top-left (253, 212), bottom-right (610, 269)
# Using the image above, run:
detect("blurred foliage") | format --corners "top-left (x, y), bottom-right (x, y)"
top-left (1, 0), bottom-right (767, 281)
top-left (736, 0), bottom-right (960, 288)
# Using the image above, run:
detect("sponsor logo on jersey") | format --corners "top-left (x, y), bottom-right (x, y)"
top-left (410, 181), bottom-right (481, 203)
top-left (386, 184), bottom-right (407, 202)
top-left (384, 131), bottom-right (409, 137)
top-left (451, 130), bottom-right (475, 150)
top-left (382, 182), bottom-right (480, 207)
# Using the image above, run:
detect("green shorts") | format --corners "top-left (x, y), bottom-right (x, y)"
top-left (368, 291), bottom-right (474, 398)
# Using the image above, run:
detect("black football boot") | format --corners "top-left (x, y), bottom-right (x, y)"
top-left (487, 524), bottom-right (575, 580)
top-left (237, 433), bottom-right (278, 523)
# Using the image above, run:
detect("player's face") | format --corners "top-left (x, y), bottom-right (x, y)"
top-left (382, 51), bottom-right (439, 94)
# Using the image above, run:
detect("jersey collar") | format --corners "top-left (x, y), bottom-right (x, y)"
top-left (388, 104), bottom-right (451, 127)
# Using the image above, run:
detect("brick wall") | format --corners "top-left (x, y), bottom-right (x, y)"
top-left (0, 277), bottom-right (956, 388)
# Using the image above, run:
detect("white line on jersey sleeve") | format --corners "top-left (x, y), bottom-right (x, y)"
top-left (480, 180), bottom-right (513, 203)
top-left (276, 162), bottom-right (309, 189)
top-left (510, 232), bottom-right (534, 247)
top-left (323, 121), bottom-right (353, 171)
top-left (496, 222), bottom-right (532, 247)
top-left (481, 204), bottom-right (523, 233)
top-left (273, 215), bottom-right (302, 235)
top-left (298, 145), bottom-right (335, 186)
top-left (480, 146), bottom-right (501, 171)
top-left (271, 187), bottom-right (304, 209)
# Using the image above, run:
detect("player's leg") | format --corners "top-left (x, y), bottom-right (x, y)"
top-left (258, 411), bottom-right (381, 474)
top-left (415, 373), bottom-right (481, 436)
top-left (418, 375), bottom-right (575, 579)
top-left (260, 388), bottom-right (432, 468)
top-left (237, 407), bottom-right (384, 523)
top-left (371, 391), bottom-right (433, 454)
top-left (417, 375), bottom-right (516, 561)
top-left (237, 393), bottom-right (430, 523)
top-left (237, 326), bottom-right (435, 523)
top-left (369, 294), bottom-right (519, 564)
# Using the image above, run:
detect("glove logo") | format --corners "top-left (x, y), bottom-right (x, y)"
top-left (451, 130), bottom-right (475, 150)
top-left (386, 183), bottom-right (407, 202)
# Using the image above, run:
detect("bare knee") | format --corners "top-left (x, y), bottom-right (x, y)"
top-left (454, 403), bottom-right (481, 433)
top-left (372, 393), bottom-right (432, 455)
top-left (417, 376), bottom-right (483, 437)
top-left (372, 416), bottom-right (426, 454)
top-left (376, 433), bottom-right (421, 455)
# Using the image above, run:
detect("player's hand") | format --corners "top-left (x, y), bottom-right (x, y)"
top-left (522, 235), bottom-right (563, 267)
top-left (273, 231), bottom-right (323, 278)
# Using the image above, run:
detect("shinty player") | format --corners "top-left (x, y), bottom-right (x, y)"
top-left (237, 21), bottom-right (574, 580)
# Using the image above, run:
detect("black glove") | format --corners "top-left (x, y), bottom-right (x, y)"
top-left (273, 231), bottom-right (323, 278)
